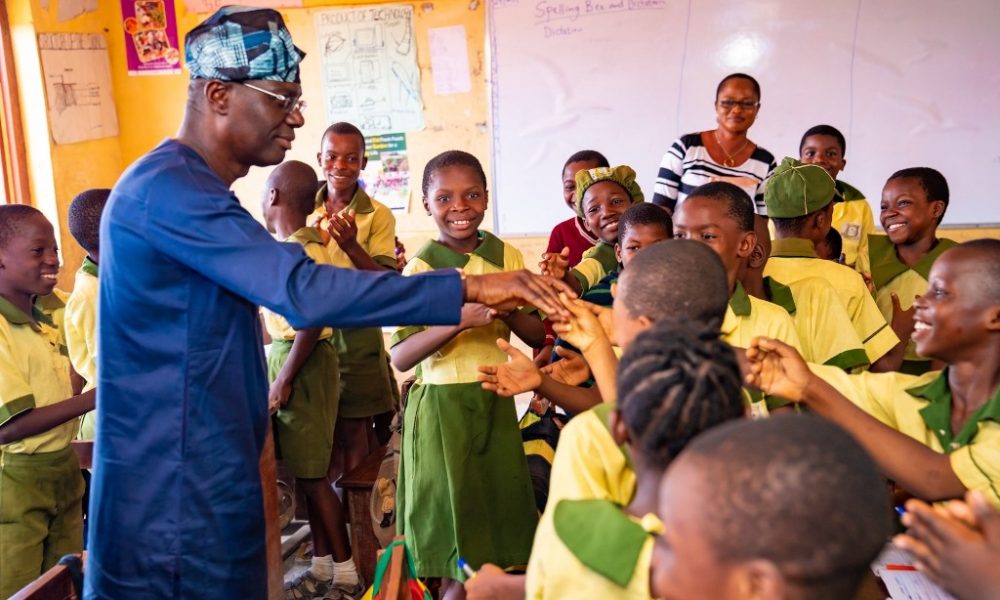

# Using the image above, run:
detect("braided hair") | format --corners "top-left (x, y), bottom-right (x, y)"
top-left (616, 319), bottom-right (744, 471)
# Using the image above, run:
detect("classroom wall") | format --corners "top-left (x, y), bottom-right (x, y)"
top-left (7, 0), bottom-right (997, 293)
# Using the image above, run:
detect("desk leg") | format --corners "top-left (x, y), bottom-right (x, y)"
top-left (345, 488), bottom-right (380, 586)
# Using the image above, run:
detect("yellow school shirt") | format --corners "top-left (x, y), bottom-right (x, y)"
top-left (261, 228), bottom-right (334, 342)
top-left (0, 296), bottom-right (75, 454)
top-left (832, 181), bottom-right (874, 270)
top-left (868, 235), bottom-right (958, 374)
top-left (721, 282), bottom-right (803, 351)
top-left (570, 242), bottom-right (617, 293)
top-left (391, 231), bottom-right (525, 385)
top-left (527, 499), bottom-right (660, 600)
top-left (37, 288), bottom-right (69, 347)
top-left (307, 184), bottom-right (398, 270)
top-left (811, 365), bottom-right (1000, 508)
top-left (765, 238), bottom-right (898, 364)
top-left (765, 276), bottom-right (869, 370)
top-left (66, 258), bottom-right (100, 439)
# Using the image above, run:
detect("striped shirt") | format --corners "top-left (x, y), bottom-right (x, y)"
top-left (652, 132), bottom-right (776, 214)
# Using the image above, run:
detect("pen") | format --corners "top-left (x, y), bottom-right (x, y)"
top-left (458, 557), bottom-right (476, 578)
top-left (894, 505), bottom-right (907, 518)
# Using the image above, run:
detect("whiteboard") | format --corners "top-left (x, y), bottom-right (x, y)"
top-left (488, 0), bottom-right (1000, 235)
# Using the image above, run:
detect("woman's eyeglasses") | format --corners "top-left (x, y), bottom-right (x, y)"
top-left (717, 99), bottom-right (760, 111)
top-left (240, 82), bottom-right (307, 114)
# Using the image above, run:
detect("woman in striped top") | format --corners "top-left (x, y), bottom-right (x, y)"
top-left (652, 73), bottom-right (776, 215)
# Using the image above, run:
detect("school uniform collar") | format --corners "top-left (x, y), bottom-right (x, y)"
top-left (835, 179), bottom-right (865, 202)
top-left (868, 235), bottom-right (957, 290)
top-left (769, 238), bottom-right (818, 259)
top-left (574, 217), bottom-right (599, 245)
top-left (762, 277), bottom-right (796, 314)
top-left (908, 368), bottom-right (1000, 450)
top-left (728, 281), bottom-right (752, 317)
top-left (285, 226), bottom-right (326, 247)
top-left (584, 241), bottom-right (620, 276)
top-left (80, 256), bottom-right (99, 278)
top-left (413, 230), bottom-right (506, 270)
top-left (553, 499), bottom-right (662, 588)
top-left (313, 183), bottom-right (375, 215)
top-left (0, 295), bottom-right (51, 331)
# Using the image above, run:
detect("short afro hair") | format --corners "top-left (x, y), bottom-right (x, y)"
top-left (321, 121), bottom-right (366, 153)
top-left (68, 188), bottom-right (111, 254)
top-left (887, 167), bottom-right (949, 223)
top-left (672, 415), bottom-right (890, 599)
top-left (562, 150), bottom-right (610, 173)
top-left (422, 150), bottom-right (487, 197)
top-left (0, 204), bottom-right (45, 249)
top-left (618, 203), bottom-right (672, 244)
top-left (799, 124), bottom-right (846, 156)
top-left (716, 73), bottom-right (761, 100)
top-left (617, 239), bottom-right (729, 331)
top-left (267, 160), bottom-right (320, 217)
top-left (685, 181), bottom-right (755, 232)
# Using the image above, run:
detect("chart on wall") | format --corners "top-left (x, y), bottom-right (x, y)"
top-left (38, 32), bottom-right (119, 144)
top-left (314, 5), bottom-right (424, 135)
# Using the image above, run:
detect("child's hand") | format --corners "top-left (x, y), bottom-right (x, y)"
top-left (312, 216), bottom-right (333, 245)
top-left (477, 339), bottom-right (542, 396)
top-left (894, 491), bottom-right (1000, 600)
top-left (539, 247), bottom-right (570, 280)
top-left (464, 563), bottom-right (515, 600)
top-left (328, 210), bottom-right (360, 250)
top-left (268, 379), bottom-right (291, 413)
top-left (460, 303), bottom-right (499, 329)
top-left (744, 337), bottom-right (811, 402)
top-left (541, 347), bottom-right (591, 386)
top-left (551, 294), bottom-right (609, 353)
top-left (889, 292), bottom-right (917, 341)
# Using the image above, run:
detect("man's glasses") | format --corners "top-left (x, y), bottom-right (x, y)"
top-left (717, 99), bottom-right (760, 111)
top-left (240, 82), bottom-right (307, 114)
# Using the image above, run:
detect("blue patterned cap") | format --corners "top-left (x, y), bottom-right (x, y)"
top-left (185, 6), bottom-right (305, 83)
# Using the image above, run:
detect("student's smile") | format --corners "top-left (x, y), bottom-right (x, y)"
top-left (880, 177), bottom-right (941, 245)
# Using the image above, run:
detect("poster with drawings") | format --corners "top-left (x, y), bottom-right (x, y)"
top-left (315, 5), bottom-right (424, 135)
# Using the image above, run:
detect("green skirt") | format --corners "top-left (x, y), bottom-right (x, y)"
top-left (333, 327), bottom-right (396, 418)
top-left (268, 338), bottom-right (340, 479)
top-left (397, 382), bottom-right (538, 580)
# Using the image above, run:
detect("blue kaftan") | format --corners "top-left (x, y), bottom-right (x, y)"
top-left (85, 140), bottom-right (462, 598)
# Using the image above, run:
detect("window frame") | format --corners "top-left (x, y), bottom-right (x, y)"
top-left (0, 6), bottom-right (30, 205)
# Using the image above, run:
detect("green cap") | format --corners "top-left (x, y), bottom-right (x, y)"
top-left (575, 165), bottom-right (644, 219)
top-left (764, 157), bottom-right (842, 218)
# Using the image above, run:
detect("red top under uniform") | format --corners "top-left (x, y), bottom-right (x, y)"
top-left (546, 217), bottom-right (599, 268)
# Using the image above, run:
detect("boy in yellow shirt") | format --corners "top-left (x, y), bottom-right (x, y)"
top-left (763, 157), bottom-right (900, 368)
top-left (672, 181), bottom-right (802, 353)
top-left (260, 161), bottom-right (360, 597)
top-left (65, 188), bottom-right (110, 439)
top-left (747, 239), bottom-right (1000, 508)
top-left (798, 124), bottom-right (874, 270)
top-left (868, 167), bottom-right (957, 374)
top-left (0, 205), bottom-right (96, 597)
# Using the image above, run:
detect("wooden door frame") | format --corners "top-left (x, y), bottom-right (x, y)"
top-left (0, 5), bottom-right (31, 205)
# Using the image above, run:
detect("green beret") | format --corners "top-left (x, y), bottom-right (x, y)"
top-left (575, 165), bottom-right (645, 219)
top-left (763, 157), bottom-right (843, 218)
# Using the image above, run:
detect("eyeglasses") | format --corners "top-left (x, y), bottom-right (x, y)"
top-left (717, 99), bottom-right (760, 111)
top-left (240, 82), bottom-right (307, 114)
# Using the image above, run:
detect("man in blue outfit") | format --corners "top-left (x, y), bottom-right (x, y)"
top-left (84, 7), bottom-right (568, 599)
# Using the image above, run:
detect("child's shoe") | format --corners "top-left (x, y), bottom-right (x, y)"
top-left (321, 578), bottom-right (365, 600)
top-left (284, 570), bottom-right (332, 600)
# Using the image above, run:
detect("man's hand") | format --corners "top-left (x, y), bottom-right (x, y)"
top-left (744, 337), bottom-right (811, 402)
top-left (464, 270), bottom-right (574, 318)
top-left (551, 294), bottom-right (610, 353)
top-left (541, 347), bottom-right (591, 386)
top-left (539, 247), bottom-right (570, 280)
top-left (477, 339), bottom-right (543, 396)
top-left (268, 379), bottom-right (291, 413)
top-left (895, 491), bottom-right (1000, 600)
top-left (327, 209), bottom-right (360, 251)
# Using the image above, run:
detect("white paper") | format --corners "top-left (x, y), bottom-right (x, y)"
top-left (57, 0), bottom-right (96, 21)
top-left (38, 33), bottom-right (119, 144)
top-left (428, 25), bottom-right (471, 95)
top-left (882, 570), bottom-right (957, 600)
top-left (314, 5), bottom-right (424, 135)
top-left (871, 546), bottom-right (917, 577)
top-left (183, 0), bottom-right (302, 13)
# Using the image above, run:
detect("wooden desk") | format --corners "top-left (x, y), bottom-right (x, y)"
top-left (338, 445), bottom-right (387, 587)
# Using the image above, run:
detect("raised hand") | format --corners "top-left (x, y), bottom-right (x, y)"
top-left (551, 294), bottom-right (609, 353)
top-left (541, 346), bottom-right (592, 386)
top-left (744, 337), bottom-right (811, 402)
top-left (477, 338), bottom-right (543, 396)
top-left (539, 246), bottom-right (570, 280)
top-left (327, 209), bottom-right (360, 250)
top-left (890, 292), bottom-right (917, 341)
top-left (464, 270), bottom-right (574, 318)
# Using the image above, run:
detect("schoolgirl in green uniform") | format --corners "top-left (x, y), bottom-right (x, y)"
top-left (390, 150), bottom-right (545, 597)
